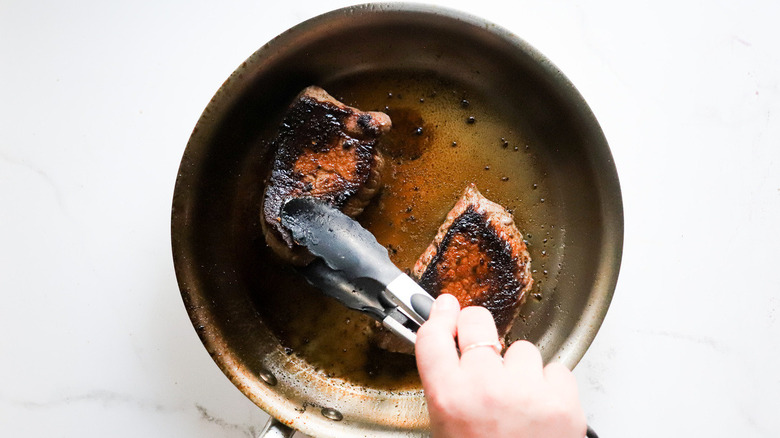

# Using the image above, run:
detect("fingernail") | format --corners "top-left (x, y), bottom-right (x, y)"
top-left (434, 294), bottom-right (459, 312)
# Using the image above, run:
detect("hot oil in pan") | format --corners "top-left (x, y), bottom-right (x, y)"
top-left (249, 72), bottom-right (562, 391)
top-left (332, 72), bottom-right (562, 304)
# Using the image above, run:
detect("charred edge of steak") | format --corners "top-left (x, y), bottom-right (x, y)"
top-left (417, 207), bottom-right (530, 335)
top-left (261, 90), bottom-right (387, 265)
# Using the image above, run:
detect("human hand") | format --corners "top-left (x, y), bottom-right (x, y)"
top-left (415, 294), bottom-right (587, 438)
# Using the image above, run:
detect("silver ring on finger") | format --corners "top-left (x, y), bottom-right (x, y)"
top-left (460, 340), bottom-right (503, 355)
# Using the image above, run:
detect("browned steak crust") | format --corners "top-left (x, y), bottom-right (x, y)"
top-left (413, 184), bottom-right (533, 339)
top-left (261, 86), bottom-right (391, 264)
top-left (375, 184), bottom-right (533, 354)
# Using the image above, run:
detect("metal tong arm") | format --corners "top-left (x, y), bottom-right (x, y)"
top-left (281, 198), bottom-right (434, 331)
top-left (298, 260), bottom-right (423, 346)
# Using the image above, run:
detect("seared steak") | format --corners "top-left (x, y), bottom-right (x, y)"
top-left (261, 86), bottom-right (391, 264)
top-left (375, 184), bottom-right (532, 353)
top-left (414, 184), bottom-right (533, 340)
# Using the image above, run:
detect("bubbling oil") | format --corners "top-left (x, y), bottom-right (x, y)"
top-left (250, 71), bottom-right (564, 391)
top-left (329, 72), bottom-right (552, 271)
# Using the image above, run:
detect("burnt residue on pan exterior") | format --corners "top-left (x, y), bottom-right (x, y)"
top-left (241, 71), bottom-right (564, 392)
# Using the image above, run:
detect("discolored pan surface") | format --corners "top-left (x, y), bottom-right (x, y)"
top-left (245, 71), bottom-right (555, 384)
top-left (173, 5), bottom-right (622, 437)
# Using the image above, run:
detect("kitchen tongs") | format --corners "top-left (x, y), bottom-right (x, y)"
top-left (281, 198), bottom-right (599, 438)
top-left (280, 198), bottom-right (436, 346)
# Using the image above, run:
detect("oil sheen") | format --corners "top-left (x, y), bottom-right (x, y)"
top-left (249, 71), bottom-right (563, 391)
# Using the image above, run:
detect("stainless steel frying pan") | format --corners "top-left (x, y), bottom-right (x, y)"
top-left (171, 4), bottom-right (623, 437)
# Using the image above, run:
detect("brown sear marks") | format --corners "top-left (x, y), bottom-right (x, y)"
top-left (261, 86), bottom-right (390, 265)
top-left (418, 207), bottom-right (528, 334)
top-left (413, 184), bottom-right (533, 340)
top-left (375, 185), bottom-right (533, 354)
top-left (293, 145), bottom-right (363, 195)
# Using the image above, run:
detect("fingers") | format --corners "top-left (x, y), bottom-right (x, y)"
top-left (415, 294), bottom-right (461, 388)
top-left (456, 306), bottom-right (503, 368)
top-left (503, 340), bottom-right (544, 379)
top-left (504, 342), bottom-right (578, 405)
top-left (544, 362), bottom-right (587, 434)
top-left (543, 362), bottom-right (580, 407)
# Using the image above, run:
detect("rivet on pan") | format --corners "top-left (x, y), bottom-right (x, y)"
top-left (258, 369), bottom-right (277, 386)
top-left (321, 407), bottom-right (343, 421)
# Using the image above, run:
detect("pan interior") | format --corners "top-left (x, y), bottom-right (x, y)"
top-left (172, 4), bottom-right (622, 437)
top-left (243, 69), bottom-right (567, 388)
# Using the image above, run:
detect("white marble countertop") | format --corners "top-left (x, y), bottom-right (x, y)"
top-left (2, 0), bottom-right (779, 436)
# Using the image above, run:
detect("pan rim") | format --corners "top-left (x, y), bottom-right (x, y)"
top-left (171, 3), bottom-right (623, 436)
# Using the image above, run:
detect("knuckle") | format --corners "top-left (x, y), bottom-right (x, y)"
top-left (544, 362), bottom-right (576, 383)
